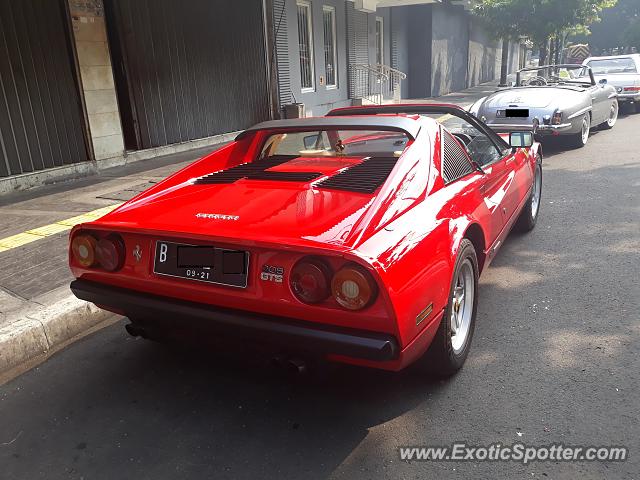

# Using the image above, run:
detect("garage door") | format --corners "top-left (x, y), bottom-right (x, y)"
top-left (0, 0), bottom-right (89, 178)
top-left (106, 0), bottom-right (271, 150)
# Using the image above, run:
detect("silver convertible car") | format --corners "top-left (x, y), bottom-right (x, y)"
top-left (469, 65), bottom-right (619, 148)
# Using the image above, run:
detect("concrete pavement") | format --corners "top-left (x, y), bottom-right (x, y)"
top-left (0, 110), bottom-right (638, 478)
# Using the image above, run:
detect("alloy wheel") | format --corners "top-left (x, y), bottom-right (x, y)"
top-left (531, 164), bottom-right (542, 220)
top-left (450, 259), bottom-right (475, 354)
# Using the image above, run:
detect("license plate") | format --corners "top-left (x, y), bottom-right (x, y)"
top-left (506, 108), bottom-right (529, 118)
top-left (154, 241), bottom-right (249, 288)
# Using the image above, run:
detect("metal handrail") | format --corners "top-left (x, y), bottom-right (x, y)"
top-left (349, 63), bottom-right (407, 104)
top-left (375, 64), bottom-right (407, 81)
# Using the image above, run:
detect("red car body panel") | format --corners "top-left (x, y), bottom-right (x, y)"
top-left (69, 105), bottom-right (540, 371)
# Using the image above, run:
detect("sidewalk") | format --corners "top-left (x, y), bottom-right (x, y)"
top-left (0, 81), bottom-right (500, 380)
top-left (385, 80), bottom-right (501, 109)
top-left (0, 145), bottom-right (217, 380)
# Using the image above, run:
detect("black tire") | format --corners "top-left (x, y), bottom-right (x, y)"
top-left (567, 113), bottom-right (590, 148)
top-left (515, 157), bottom-right (542, 232)
top-left (412, 239), bottom-right (479, 377)
top-left (635, 102), bottom-right (640, 114)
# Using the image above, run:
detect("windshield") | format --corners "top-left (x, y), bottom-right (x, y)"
top-left (260, 129), bottom-right (409, 159)
top-left (517, 66), bottom-right (592, 86)
top-left (586, 58), bottom-right (637, 74)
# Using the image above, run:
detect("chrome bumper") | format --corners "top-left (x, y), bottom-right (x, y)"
top-left (488, 122), bottom-right (573, 134)
top-left (616, 93), bottom-right (640, 102)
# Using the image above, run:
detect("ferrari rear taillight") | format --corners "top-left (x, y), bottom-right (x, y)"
top-left (71, 233), bottom-right (98, 267)
top-left (96, 235), bottom-right (125, 272)
top-left (71, 231), bottom-right (125, 272)
top-left (623, 86), bottom-right (640, 92)
top-left (290, 257), bottom-right (379, 310)
top-left (290, 257), bottom-right (332, 304)
top-left (331, 264), bottom-right (378, 311)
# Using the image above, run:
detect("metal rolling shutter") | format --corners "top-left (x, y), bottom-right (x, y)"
top-left (112, 0), bottom-right (270, 150)
top-left (346, 4), bottom-right (370, 99)
top-left (0, 0), bottom-right (89, 178)
top-left (272, 0), bottom-right (292, 107)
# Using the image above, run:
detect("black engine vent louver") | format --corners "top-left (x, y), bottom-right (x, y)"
top-left (194, 155), bottom-right (322, 185)
top-left (315, 156), bottom-right (398, 194)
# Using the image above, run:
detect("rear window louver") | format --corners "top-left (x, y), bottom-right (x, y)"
top-left (314, 156), bottom-right (398, 194)
top-left (194, 155), bottom-right (322, 184)
top-left (442, 130), bottom-right (474, 184)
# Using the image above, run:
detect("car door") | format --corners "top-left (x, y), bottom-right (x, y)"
top-left (463, 133), bottom-right (518, 245)
top-left (589, 82), bottom-right (611, 124)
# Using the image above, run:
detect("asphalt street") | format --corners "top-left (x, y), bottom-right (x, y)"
top-left (1, 113), bottom-right (639, 480)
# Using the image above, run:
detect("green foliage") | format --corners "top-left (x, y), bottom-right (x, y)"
top-left (571, 0), bottom-right (640, 50)
top-left (623, 19), bottom-right (640, 49)
top-left (473, 0), bottom-right (619, 45)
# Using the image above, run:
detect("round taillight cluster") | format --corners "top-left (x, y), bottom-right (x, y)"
top-left (71, 232), bottom-right (125, 272)
top-left (331, 265), bottom-right (378, 311)
top-left (290, 258), bottom-right (377, 311)
top-left (290, 259), bottom-right (332, 304)
top-left (71, 234), bottom-right (97, 267)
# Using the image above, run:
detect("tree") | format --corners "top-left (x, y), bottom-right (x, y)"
top-left (473, 0), bottom-right (618, 78)
top-left (624, 19), bottom-right (640, 49)
top-left (472, 1), bottom-right (530, 85)
top-left (571, 0), bottom-right (640, 52)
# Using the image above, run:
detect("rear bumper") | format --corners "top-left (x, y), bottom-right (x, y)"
top-left (70, 279), bottom-right (399, 362)
top-left (488, 122), bottom-right (573, 134)
top-left (616, 93), bottom-right (640, 102)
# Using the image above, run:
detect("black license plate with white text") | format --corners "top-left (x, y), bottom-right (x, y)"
top-left (153, 241), bottom-right (248, 288)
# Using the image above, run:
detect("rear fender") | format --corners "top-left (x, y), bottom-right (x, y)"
top-left (449, 216), bottom-right (487, 274)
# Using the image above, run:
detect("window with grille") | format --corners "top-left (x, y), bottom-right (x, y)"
top-left (297, 1), bottom-right (315, 91)
top-left (442, 130), bottom-right (474, 184)
top-left (322, 6), bottom-right (338, 88)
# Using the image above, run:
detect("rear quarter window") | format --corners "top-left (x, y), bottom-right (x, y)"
top-left (441, 130), bottom-right (474, 184)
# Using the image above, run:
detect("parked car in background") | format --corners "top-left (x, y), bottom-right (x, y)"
top-left (469, 65), bottom-right (619, 148)
top-left (583, 54), bottom-right (640, 113)
top-left (69, 107), bottom-right (542, 376)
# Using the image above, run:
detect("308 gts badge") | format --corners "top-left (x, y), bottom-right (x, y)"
top-left (260, 265), bottom-right (284, 283)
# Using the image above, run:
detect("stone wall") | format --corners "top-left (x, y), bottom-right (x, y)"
top-left (68, 0), bottom-right (123, 160)
top-left (467, 21), bottom-right (499, 88)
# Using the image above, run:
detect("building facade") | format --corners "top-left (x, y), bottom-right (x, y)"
top-left (0, 0), bottom-right (522, 192)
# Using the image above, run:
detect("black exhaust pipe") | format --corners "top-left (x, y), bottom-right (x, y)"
top-left (271, 355), bottom-right (308, 375)
top-left (125, 323), bottom-right (145, 338)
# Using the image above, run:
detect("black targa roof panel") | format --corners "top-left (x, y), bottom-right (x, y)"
top-left (235, 116), bottom-right (421, 141)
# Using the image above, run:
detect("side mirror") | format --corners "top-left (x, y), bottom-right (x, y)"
top-left (509, 131), bottom-right (534, 149)
top-left (599, 78), bottom-right (608, 87)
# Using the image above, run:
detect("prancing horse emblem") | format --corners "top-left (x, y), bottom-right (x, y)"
top-left (133, 245), bottom-right (142, 262)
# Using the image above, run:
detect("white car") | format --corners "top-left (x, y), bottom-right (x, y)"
top-left (583, 54), bottom-right (640, 113)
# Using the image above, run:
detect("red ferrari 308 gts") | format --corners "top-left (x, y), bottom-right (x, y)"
top-left (69, 104), bottom-right (542, 376)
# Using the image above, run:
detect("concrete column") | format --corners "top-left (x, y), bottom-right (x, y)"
top-left (68, 0), bottom-right (124, 160)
